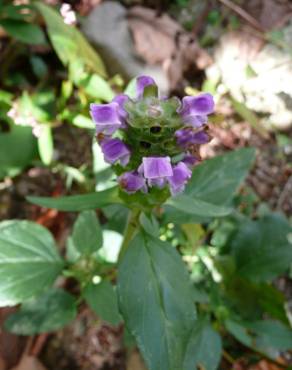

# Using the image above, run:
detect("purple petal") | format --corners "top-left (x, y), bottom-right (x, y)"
top-left (136, 75), bottom-right (156, 99)
top-left (183, 115), bottom-right (208, 128)
top-left (175, 128), bottom-right (210, 148)
top-left (112, 94), bottom-right (129, 121)
top-left (118, 172), bottom-right (147, 194)
top-left (142, 157), bottom-right (173, 179)
top-left (90, 102), bottom-right (122, 135)
top-left (148, 178), bottom-right (167, 189)
top-left (180, 93), bottom-right (214, 116)
top-left (182, 154), bottom-right (199, 167)
top-left (168, 162), bottom-right (192, 195)
top-left (101, 138), bottom-right (130, 166)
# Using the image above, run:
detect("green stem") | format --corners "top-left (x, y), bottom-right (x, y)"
top-left (118, 209), bottom-right (141, 262)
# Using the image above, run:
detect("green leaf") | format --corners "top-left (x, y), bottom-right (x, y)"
top-left (5, 288), bottom-right (76, 335)
top-left (0, 19), bottom-right (46, 45)
top-left (246, 320), bottom-right (292, 352)
top-left (84, 281), bottom-right (121, 326)
top-left (230, 214), bottom-right (292, 282)
top-left (0, 125), bottom-right (37, 179)
top-left (184, 319), bottom-right (222, 370)
top-left (37, 125), bottom-right (54, 165)
top-left (71, 211), bottom-right (103, 255)
top-left (165, 148), bottom-right (256, 222)
top-left (35, 2), bottom-right (107, 78)
top-left (27, 186), bottom-right (121, 211)
top-left (117, 232), bottom-right (196, 370)
top-left (187, 148), bottom-right (256, 204)
top-left (78, 74), bottom-right (114, 102)
top-left (139, 213), bottom-right (160, 237)
top-left (225, 319), bottom-right (253, 347)
top-left (0, 221), bottom-right (63, 306)
top-left (167, 195), bottom-right (232, 218)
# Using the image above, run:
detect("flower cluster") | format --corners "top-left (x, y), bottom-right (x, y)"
top-left (90, 76), bottom-right (214, 197)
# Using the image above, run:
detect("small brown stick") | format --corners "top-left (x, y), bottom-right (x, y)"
top-left (30, 333), bottom-right (50, 357)
top-left (217, 0), bottom-right (265, 32)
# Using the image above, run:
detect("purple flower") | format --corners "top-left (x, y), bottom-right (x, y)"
top-left (90, 102), bottom-right (122, 135)
top-left (175, 128), bottom-right (210, 148)
top-left (112, 94), bottom-right (129, 121)
top-left (179, 93), bottom-right (214, 128)
top-left (180, 93), bottom-right (214, 116)
top-left (168, 162), bottom-right (192, 195)
top-left (101, 138), bottom-right (130, 166)
top-left (140, 157), bottom-right (173, 178)
top-left (118, 172), bottom-right (147, 194)
top-left (136, 75), bottom-right (156, 99)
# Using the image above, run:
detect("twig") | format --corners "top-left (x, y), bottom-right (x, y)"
top-left (30, 333), bottom-right (49, 357)
top-left (217, 0), bottom-right (265, 32)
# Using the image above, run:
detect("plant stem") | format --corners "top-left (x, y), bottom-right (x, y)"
top-left (118, 208), bottom-right (141, 262)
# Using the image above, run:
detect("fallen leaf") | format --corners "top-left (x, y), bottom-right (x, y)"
top-left (128, 6), bottom-right (212, 89)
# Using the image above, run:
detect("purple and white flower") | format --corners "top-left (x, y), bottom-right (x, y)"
top-left (139, 157), bottom-right (173, 189)
top-left (118, 172), bottom-right (147, 194)
top-left (179, 93), bottom-right (214, 128)
top-left (90, 102), bottom-right (123, 135)
top-left (168, 162), bottom-right (192, 195)
top-left (101, 138), bottom-right (130, 166)
top-left (175, 128), bottom-right (210, 148)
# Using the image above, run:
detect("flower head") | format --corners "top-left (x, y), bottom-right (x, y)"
top-left (90, 75), bottom-right (214, 198)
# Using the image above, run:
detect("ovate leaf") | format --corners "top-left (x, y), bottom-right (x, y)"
top-left (118, 232), bottom-right (196, 370)
top-left (230, 214), bottom-right (292, 282)
top-left (184, 319), bottom-right (222, 370)
top-left (165, 148), bottom-right (256, 222)
top-left (5, 288), bottom-right (76, 335)
top-left (0, 221), bottom-right (63, 306)
top-left (84, 281), bottom-right (121, 326)
top-left (71, 210), bottom-right (103, 255)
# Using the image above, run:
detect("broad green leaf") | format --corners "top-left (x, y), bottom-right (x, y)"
top-left (5, 288), bottom-right (76, 335)
top-left (35, 2), bottom-right (107, 77)
top-left (98, 229), bottom-right (123, 263)
top-left (184, 319), bottom-right (222, 370)
top-left (0, 19), bottom-right (46, 45)
top-left (27, 186), bottom-right (121, 211)
top-left (226, 319), bottom-right (292, 354)
top-left (230, 214), bottom-right (292, 282)
top-left (225, 319), bottom-right (253, 347)
top-left (165, 148), bottom-right (256, 222)
top-left (246, 320), bottom-right (292, 352)
top-left (167, 195), bottom-right (232, 218)
top-left (84, 281), bottom-right (121, 326)
top-left (37, 125), bottom-right (53, 165)
top-left (0, 125), bottom-right (37, 179)
top-left (118, 232), bottom-right (196, 370)
top-left (0, 221), bottom-right (63, 306)
top-left (186, 148), bottom-right (256, 204)
top-left (71, 210), bottom-right (102, 255)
